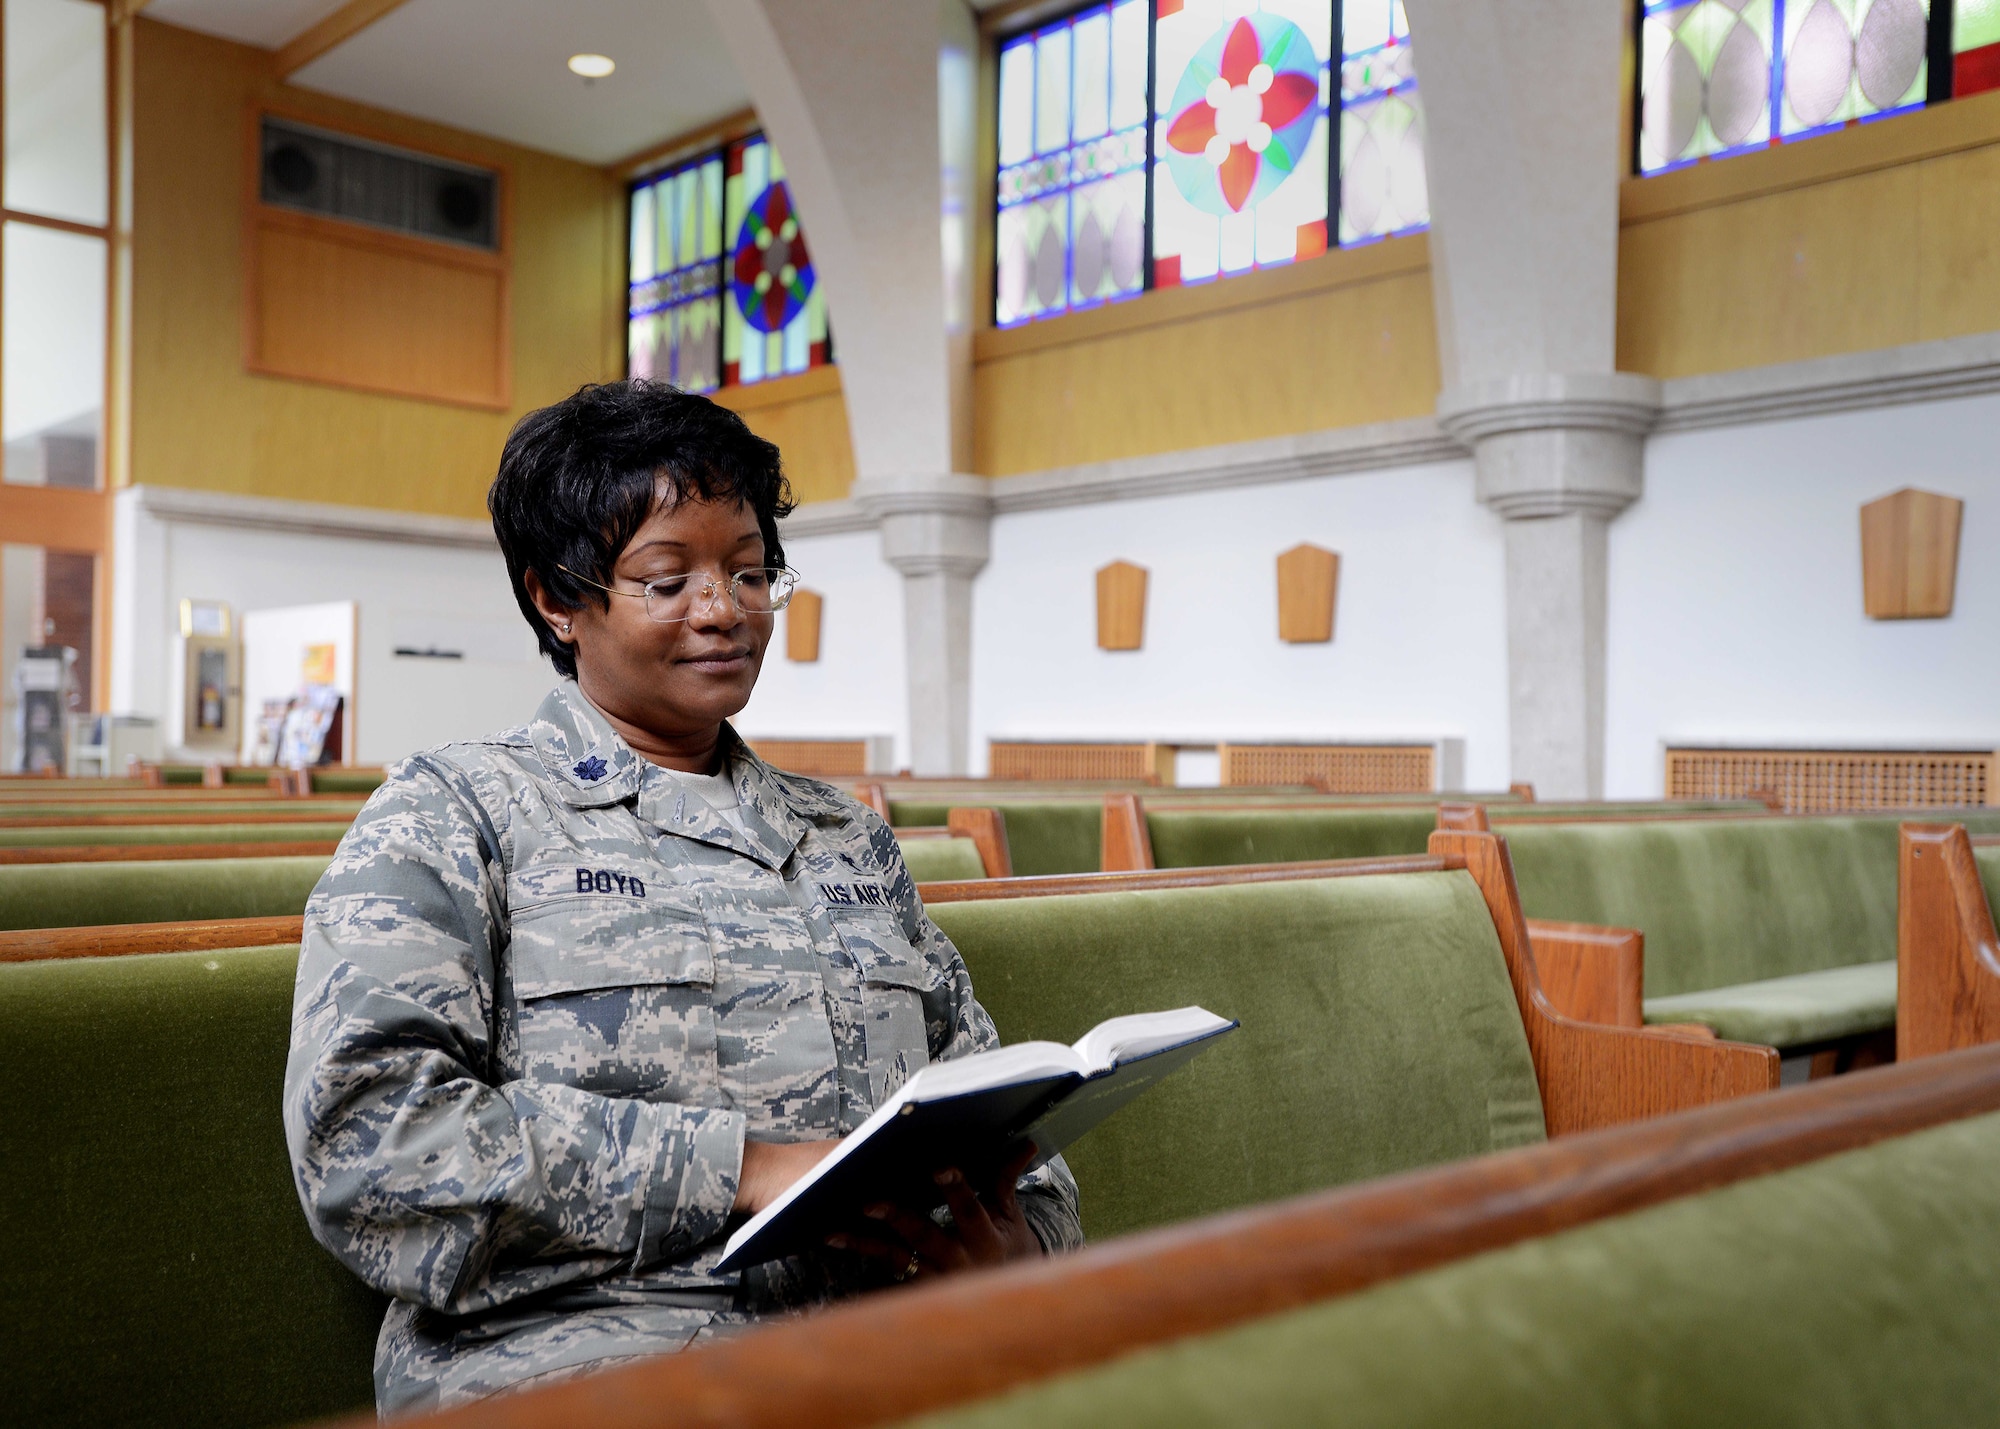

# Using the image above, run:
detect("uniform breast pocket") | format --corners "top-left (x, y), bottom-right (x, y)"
top-left (509, 894), bottom-right (718, 1103)
top-left (830, 909), bottom-right (935, 1104)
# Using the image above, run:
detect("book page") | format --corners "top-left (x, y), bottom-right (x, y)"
top-left (1071, 1006), bottom-right (1237, 1074)
top-left (908, 1040), bottom-right (1086, 1099)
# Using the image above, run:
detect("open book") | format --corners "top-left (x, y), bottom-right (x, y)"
top-left (715, 1006), bottom-right (1237, 1274)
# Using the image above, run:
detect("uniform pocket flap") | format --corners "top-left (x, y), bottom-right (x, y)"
top-left (511, 904), bottom-right (713, 1000)
top-left (831, 910), bottom-right (933, 992)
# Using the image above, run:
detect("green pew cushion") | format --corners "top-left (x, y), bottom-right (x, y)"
top-left (1642, 960), bottom-right (1897, 1048)
top-left (0, 820), bottom-right (353, 847)
top-left (0, 945), bottom-right (382, 1428)
top-left (1501, 814), bottom-right (2000, 998)
top-left (929, 872), bottom-right (1544, 1243)
top-left (309, 769), bottom-right (387, 793)
top-left (892, 802), bottom-right (1103, 876)
top-left (1144, 808), bottom-right (1438, 868)
top-left (1977, 843), bottom-right (2000, 924)
top-left (898, 836), bottom-right (988, 882)
top-left (0, 799), bottom-right (365, 819)
top-left (0, 854), bottom-right (331, 931)
top-left (1493, 800), bottom-right (1768, 819)
top-left (902, 1105), bottom-right (2000, 1429)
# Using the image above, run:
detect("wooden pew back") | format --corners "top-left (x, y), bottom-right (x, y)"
top-left (356, 1043), bottom-right (2000, 1429)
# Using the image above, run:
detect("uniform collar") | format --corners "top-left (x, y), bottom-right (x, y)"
top-left (530, 681), bottom-right (647, 808)
top-left (531, 681), bottom-right (809, 871)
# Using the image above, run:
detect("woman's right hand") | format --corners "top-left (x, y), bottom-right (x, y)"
top-left (735, 1138), bottom-right (840, 1214)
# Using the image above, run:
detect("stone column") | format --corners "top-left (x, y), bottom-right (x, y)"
top-left (852, 473), bottom-right (990, 776)
top-left (1438, 376), bottom-right (1659, 798)
top-left (1405, 0), bottom-right (1648, 797)
top-left (707, 0), bottom-right (985, 773)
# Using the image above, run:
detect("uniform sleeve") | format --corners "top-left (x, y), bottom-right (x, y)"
top-left (866, 809), bottom-right (1086, 1254)
top-left (282, 760), bottom-right (747, 1315)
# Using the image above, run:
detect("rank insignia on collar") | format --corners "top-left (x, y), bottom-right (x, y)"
top-left (573, 755), bottom-right (609, 782)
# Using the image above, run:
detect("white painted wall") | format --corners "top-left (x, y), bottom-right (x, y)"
top-left (1605, 392), bottom-right (2000, 797)
top-left (106, 378), bottom-right (2000, 792)
top-left (732, 526), bottom-right (909, 760)
top-left (968, 460), bottom-right (1514, 789)
top-left (113, 493), bottom-right (558, 765)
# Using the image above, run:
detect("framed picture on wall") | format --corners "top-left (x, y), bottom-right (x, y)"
top-left (179, 599), bottom-right (231, 639)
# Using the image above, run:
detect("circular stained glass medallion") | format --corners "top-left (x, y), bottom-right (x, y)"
top-left (1161, 12), bottom-right (1323, 216)
top-left (730, 179), bottom-right (815, 334)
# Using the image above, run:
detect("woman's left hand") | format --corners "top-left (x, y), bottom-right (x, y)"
top-left (825, 1143), bottom-right (1043, 1282)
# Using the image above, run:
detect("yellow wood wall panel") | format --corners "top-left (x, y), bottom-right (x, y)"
top-left (250, 223), bottom-right (506, 407)
top-left (131, 18), bottom-right (622, 520)
top-left (973, 269), bottom-right (1439, 476)
top-left (712, 375), bottom-right (856, 506)
top-left (1914, 142), bottom-right (2000, 342)
top-left (1618, 165), bottom-right (1922, 378)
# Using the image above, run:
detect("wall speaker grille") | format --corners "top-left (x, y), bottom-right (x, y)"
top-left (260, 116), bottom-right (498, 252)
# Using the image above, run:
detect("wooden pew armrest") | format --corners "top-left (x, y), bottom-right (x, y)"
top-left (1536, 1017), bottom-right (1779, 1134)
top-left (1525, 917), bottom-right (1644, 1028)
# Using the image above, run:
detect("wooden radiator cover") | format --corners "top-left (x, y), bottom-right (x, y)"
top-left (1665, 747), bottom-right (1996, 813)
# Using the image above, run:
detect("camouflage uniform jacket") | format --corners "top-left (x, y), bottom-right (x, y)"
top-left (283, 681), bottom-right (1083, 1415)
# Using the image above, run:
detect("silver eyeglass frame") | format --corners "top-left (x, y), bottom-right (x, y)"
top-left (555, 563), bottom-right (799, 624)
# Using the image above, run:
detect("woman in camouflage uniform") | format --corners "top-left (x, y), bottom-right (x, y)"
top-left (284, 382), bottom-right (1082, 1415)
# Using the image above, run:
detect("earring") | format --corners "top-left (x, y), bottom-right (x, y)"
top-left (561, 623), bottom-right (572, 635)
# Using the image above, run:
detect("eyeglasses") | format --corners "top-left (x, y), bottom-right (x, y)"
top-left (557, 564), bottom-right (798, 624)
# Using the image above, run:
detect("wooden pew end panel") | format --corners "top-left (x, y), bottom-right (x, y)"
top-left (1436, 802), bottom-right (1489, 832)
top-left (945, 807), bottom-right (1014, 880)
top-left (1430, 828), bottom-right (1778, 1135)
top-left (1101, 793), bottom-right (1155, 872)
top-left (1898, 823), bottom-right (2000, 1060)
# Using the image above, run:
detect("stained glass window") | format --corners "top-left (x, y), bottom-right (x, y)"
top-left (723, 133), bottom-right (830, 386)
top-left (626, 132), bottom-right (830, 390)
top-left (1152, 0), bottom-right (1335, 285)
top-left (995, 2), bottom-right (1150, 327)
top-left (1638, 0), bottom-right (1933, 175)
top-left (628, 153), bottom-right (723, 393)
top-left (991, 3), bottom-right (1430, 321)
top-left (1338, 0), bottom-right (1427, 243)
top-left (1956, 0), bottom-right (2000, 95)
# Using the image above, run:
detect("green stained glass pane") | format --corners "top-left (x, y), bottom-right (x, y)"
top-left (626, 151), bottom-right (724, 392)
top-left (1959, 0), bottom-right (2000, 51)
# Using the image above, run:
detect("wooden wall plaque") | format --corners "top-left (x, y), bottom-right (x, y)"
top-left (1096, 561), bottom-right (1148, 651)
top-left (785, 588), bottom-right (823, 662)
top-left (1276, 543), bottom-right (1339, 642)
top-left (1861, 487), bottom-right (1962, 620)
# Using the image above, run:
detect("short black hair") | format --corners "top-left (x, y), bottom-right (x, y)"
top-left (489, 380), bottom-right (795, 677)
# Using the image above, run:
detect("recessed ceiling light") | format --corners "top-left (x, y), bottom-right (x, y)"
top-left (568, 53), bottom-right (615, 79)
